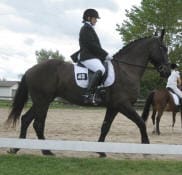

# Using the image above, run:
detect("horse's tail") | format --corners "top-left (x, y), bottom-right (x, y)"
top-left (141, 91), bottom-right (155, 122)
top-left (6, 75), bottom-right (28, 126)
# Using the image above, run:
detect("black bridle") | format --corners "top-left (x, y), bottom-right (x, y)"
top-left (113, 59), bottom-right (155, 70)
top-left (113, 58), bottom-right (170, 71)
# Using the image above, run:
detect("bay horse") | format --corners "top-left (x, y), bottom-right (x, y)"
top-left (142, 88), bottom-right (182, 135)
top-left (6, 30), bottom-right (170, 157)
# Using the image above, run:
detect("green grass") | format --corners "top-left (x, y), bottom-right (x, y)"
top-left (0, 100), bottom-right (12, 108)
top-left (0, 155), bottom-right (182, 175)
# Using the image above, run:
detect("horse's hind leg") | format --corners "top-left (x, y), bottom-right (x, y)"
top-left (97, 108), bottom-right (118, 157)
top-left (33, 103), bottom-right (54, 155)
top-left (20, 107), bottom-right (35, 138)
top-left (156, 111), bottom-right (163, 135)
top-left (8, 107), bottom-right (34, 154)
top-left (151, 109), bottom-right (157, 134)
top-left (172, 111), bottom-right (177, 129)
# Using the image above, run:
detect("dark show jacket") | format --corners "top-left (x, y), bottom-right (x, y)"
top-left (79, 22), bottom-right (108, 61)
top-left (71, 23), bottom-right (108, 62)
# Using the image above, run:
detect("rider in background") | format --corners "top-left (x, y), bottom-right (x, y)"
top-left (166, 63), bottom-right (182, 99)
top-left (78, 9), bottom-right (113, 104)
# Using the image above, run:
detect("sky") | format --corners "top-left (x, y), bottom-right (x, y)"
top-left (0, 0), bottom-right (142, 80)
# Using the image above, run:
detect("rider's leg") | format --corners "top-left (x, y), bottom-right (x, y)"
top-left (81, 58), bottom-right (105, 104)
top-left (170, 86), bottom-right (182, 109)
top-left (81, 58), bottom-right (105, 75)
top-left (172, 86), bottom-right (182, 98)
top-left (84, 69), bottom-right (102, 95)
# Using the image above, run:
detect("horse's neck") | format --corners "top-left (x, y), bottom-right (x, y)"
top-left (121, 38), bottom-right (150, 79)
top-left (114, 38), bottom-right (151, 80)
top-left (117, 51), bottom-right (149, 80)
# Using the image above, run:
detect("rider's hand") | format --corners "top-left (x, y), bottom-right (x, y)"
top-left (105, 54), bottom-right (113, 60)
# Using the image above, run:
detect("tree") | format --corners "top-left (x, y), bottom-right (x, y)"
top-left (35, 49), bottom-right (65, 63)
top-left (116, 0), bottom-right (182, 97)
top-left (116, 0), bottom-right (181, 60)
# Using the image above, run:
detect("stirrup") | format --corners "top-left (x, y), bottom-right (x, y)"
top-left (92, 93), bottom-right (102, 105)
top-left (83, 94), bottom-right (102, 105)
top-left (83, 94), bottom-right (92, 104)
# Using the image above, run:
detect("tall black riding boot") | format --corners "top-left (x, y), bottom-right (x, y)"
top-left (83, 70), bottom-right (102, 105)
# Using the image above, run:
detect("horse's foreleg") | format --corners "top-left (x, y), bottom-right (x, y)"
top-left (97, 108), bottom-right (118, 157)
top-left (33, 103), bottom-right (54, 156)
top-left (98, 108), bottom-right (118, 142)
top-left (120, 104), bottom-right (150, 144)
top-left (8, 107), bottom-right (34, 154)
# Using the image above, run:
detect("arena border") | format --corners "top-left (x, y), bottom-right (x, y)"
top-left (0, 138), bottom-right (182, 155)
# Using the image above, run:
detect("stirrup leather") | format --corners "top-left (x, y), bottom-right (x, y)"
top-left (83, 93), bottom-right (102, 105)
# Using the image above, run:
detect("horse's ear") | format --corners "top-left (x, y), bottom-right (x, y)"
top-left (154, 31), bottom-right (158, 36)
top-left (160, 29), bottom-right (165, 41)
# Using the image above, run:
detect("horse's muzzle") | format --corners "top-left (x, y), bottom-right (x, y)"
top-left (158, 65), bottom-right (171, 78)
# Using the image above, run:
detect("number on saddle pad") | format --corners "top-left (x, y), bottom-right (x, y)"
top-left (77, 73), bottom-right (88, 80)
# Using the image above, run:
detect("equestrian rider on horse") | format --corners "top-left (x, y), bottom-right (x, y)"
top-left (166, 63), bottom-right (182, 102)
top-left (73, 9), bottom-right (113, 104)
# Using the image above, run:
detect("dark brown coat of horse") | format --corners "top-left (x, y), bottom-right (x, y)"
top-left (142, 89), bottom-right (182, 135)
top-left (6, 30), bottom-right (170, 156)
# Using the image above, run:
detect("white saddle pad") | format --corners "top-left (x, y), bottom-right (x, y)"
top-left (74, 60), bottom-right (115, 88)
top-left (169, 92), bottom-right (180, 105)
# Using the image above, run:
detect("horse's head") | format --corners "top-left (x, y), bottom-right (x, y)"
top-left (149, 29), bottom-right (170, 78)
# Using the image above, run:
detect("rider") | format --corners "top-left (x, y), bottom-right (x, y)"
top-left (77, 9), bottom-right (113, 104)
top-left (166, 63), bottom-right (182, 101)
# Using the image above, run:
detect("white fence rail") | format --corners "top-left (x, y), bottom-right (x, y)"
top-left (0, 138), bottom-right (182, 155)
top-left (0, 96), bottom-right (13, 100)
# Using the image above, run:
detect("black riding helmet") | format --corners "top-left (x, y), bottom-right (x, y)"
top-left (170, 63), bottom-right (179, 69)
top-left (83, 9), bottom-right (100, 22)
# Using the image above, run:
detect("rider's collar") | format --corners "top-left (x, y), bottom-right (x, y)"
top-left (85, 21), bottom-right (95, 28)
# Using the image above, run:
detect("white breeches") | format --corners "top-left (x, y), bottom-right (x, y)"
top-left (80, 58), bottom-right (105, 75)
top-left (167, 86), bottom-right (182, 98)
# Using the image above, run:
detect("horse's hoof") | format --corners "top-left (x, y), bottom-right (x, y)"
top-left (142, 141), bottom-right (150, 144)
top-left (152, 130), bottom-right (156, 134)
top-left (7, 148), bottom-right (18, 154)
top-left (97, 152), bottom-right (107, 158)
top-left (42, 150), bottom-right (55, 156)
top-left (142, 138), bottom-right (150, 144)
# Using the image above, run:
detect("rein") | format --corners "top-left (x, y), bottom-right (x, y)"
top-left (113, 59), bottom-right (156, 70)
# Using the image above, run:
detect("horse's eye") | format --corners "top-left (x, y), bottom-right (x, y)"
top-left (164, 47), bottom-right (168, 52)
top-left (160, 46), bottom-right (167, 52)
